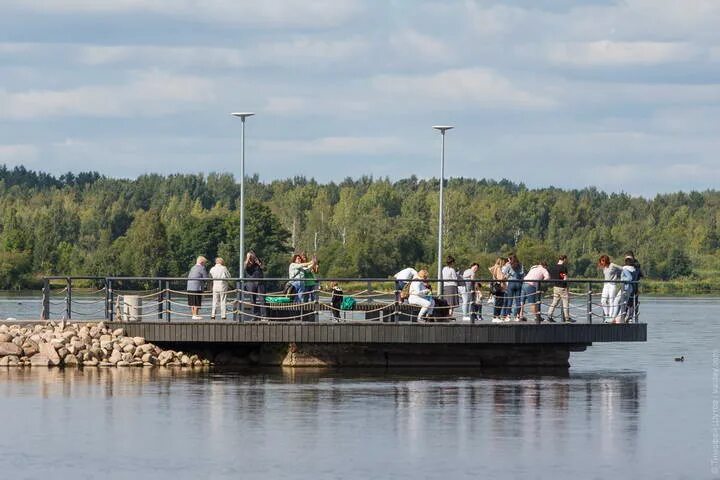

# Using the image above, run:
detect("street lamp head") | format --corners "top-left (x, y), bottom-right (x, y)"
top-left (231, 112), bottom-right (255, 120)
top-left (432, 125), bottom-right (454, 133)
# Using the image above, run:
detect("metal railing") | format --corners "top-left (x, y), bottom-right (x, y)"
top-left (40, 276), bottom-right (641, 325)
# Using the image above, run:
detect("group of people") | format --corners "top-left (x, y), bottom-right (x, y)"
top-left (395, 251), bottom-right (642, 324)
top-left (185, 251), bottom-right (266, 320)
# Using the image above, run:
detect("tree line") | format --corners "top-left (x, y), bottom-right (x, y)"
top-left (0, 165), bottom-right (717, 289)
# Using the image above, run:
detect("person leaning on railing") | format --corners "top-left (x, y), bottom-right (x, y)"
top-left (187, 256), bottom-right (209, 320)
top-left (618, 256), bottom-right (640, 323)
top-left (501, 254), bottom-right (524, 321)
top-left (394, 267), bottom-right (418, 303)
top-left (519, 262), bottom-right (550, 323)
top-left (408, 270), bottom-right (434, 322)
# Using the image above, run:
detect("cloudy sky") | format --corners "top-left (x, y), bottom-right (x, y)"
top-left (1, 0), bottom-right (719, 195)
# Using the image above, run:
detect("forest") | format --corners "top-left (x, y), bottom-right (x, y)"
top-left (0, 165), bottom-right (718, 290)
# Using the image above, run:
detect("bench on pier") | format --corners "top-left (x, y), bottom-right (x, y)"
top-left (262, 301), bottom-right (452, 322)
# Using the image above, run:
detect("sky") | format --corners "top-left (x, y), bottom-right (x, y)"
top-left (0, 0), bottom-right (719, 196)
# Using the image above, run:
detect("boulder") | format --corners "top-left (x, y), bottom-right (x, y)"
top-left (63, 354), bottom-right (79, 366)
top-left (108, 350), bottom-right (122, 364)
top-left (0, 325), bottom-right (7, 333)
top-left (121, 352), bottom-right (133, 363)
top-left (0, 342), bottom-right (23, 357)
top-left (116, 361), bottom-right (130, 367)
top-left (112, 328), bottom-right (125, 337)
top-left (180, 355), bottom-right (191, 366)
top-left (38, 342), bottom-right (61, 366)
top-left (89, 327), bottom-right (100, 338)
top-left (99, 335), bottom-right (113, 348)
top-left (21, 340), bottom-right (39, 357)
top-left (0, 333), bottom-right (14, 343)
top-left (133, 337), bottom-right (146, 346)
top-left (12, 335), bottom-right (25, 347)
top-left (57, 347), bottom-right (69, 359)
top-left (0, 355), bottom-right (20, 366)
top-left (84, 359), bottom-right (99, 367)
top-left (30, 354), bottom-right (51, 366)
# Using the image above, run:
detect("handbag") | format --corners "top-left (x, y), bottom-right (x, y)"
top-left (490, 281), bottom-right (503, 295)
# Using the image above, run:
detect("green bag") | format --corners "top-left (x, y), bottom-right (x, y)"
top-left (340, 296), bottom-right (356, 311)
top-left (266, 296), bottom-right (292, 304)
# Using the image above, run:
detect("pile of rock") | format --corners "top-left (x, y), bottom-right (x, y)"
top-left (0, 321), bottom-right (211, 368)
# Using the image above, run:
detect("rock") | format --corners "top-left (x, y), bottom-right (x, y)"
top-left (141, 353), bottom-right (152, 363)
top-left (57, 347), bottom-right (69, 359)
top-left (180, 355), bottom-right (191, 366)
top-left (116, 361), bottom-right (130, 367)
top-left (84, 359), bottom-right (99, 366)
top-left (0, 342), bottom-right (23, 357)
top-left (12, 335), bottom-right (25, 347)
top-left (99, 335), bottom-right (113, 348)
top-left (108, 350), bottom-right (122, 364)
top-left (89, 327), bottom-right (100, 338)
top-left (193, 359), bottom-right (203, 367)
top-left (112, 328), bottom-right (125, 337)
top-left (0, 325), bottom-right (7, 333)
top-left (0, 333), bottom-right (14, 343)
top-left (122, 344), bottom-right (136, 354)
top-left (0, 355), bottom-right (20, 366)
top-left (63, 354), bottom-right (79, 366)
top-left (96, 322), bottom-right (106, 331)
top-left (129, 361), bottom-right (143, 367)
top-left (38, 342), bottom-right (61, 366)
top-left (21, 340), bottom-right (39, 357)
top-left (165, 362), bottom-right (181, 367)
top-left (138, 344), bottom-right (154, 354)
top-left (133, 337), bottom-right (146, 346)
top-left (30, 354), bottom-right (50, 366)
top-left (143, 362), bottom-right (154, 367)
top-left (120, 353), bottom-right (132, 363)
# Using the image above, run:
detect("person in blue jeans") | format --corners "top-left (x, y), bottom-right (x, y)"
top-left (501, 254), bottom-right (524, 321)
top-left (288, 253), bottom-right (315, 303)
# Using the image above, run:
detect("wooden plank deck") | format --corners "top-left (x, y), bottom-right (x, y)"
top-left (106, 322), bottom-right (647, 345)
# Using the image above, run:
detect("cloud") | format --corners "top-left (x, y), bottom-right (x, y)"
top-left (389, 29), bottom-right (453, 62)
top-left (372, 68), bottom-right (556, 109)
top-left (546, 41), bottom-right (700, 67)
top-left (0, 144), bottom-right (38, 163)
top-left (6, 0), bottom-right (363, 28)
top-left (0, 71), bottom-right (214, 119)
top-left (257, 136), bottom-right (407, 156)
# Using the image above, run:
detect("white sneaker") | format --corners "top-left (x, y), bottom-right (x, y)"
top-left (462, 316), bottom-right (471, 322)
top-left (191, 315), bottom-right (202, 320)
top-left (492, 316), bottom-right (503, 323)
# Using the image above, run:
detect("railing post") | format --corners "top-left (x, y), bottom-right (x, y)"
top-left (157, 280), bottom-right (163, 320)
top-left (41, 278), bottom-right (50, 320)
top-left (586, 282), bottom-right (592, 324)
top-left (108, 279), bottom-right (114, 321)
top-left (104, 279), bottom-right (109, 320)
top-left (66, 277), bottom-right (72, 320)
top-left (366, 280), bottom-right (373, 304)
top-left (235, 281), bottom-right (241, 322)
top-left (165, 280), bottom-right (171, 323)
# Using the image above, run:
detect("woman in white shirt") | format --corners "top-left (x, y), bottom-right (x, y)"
top-left (408, 270), bottom-right (434, 322)
top-left (598, 255), bottom-right (623, 322)
top-left (441, 256), bottom-right (460, 317)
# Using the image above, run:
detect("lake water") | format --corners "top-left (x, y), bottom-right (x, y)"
top-left (0, 296), bottom-right (717, 479)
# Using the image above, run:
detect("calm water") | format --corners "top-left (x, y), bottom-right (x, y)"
top-left (0, 297), bottom-right (717, 479)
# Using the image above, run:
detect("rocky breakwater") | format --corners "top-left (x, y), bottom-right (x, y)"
top-left (0, 321), bottom-right (212, 368)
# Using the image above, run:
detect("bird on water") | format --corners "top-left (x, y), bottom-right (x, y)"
top-left (674, 356), bottom-right (684, 362)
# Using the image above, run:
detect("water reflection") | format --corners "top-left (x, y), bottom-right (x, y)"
top-left (0, 367), bottom-right (643, 462)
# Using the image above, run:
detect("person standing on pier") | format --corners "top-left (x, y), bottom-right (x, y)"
top-left (598, 255), bottom-right (622, 322)
top-left (546, 255), bottom-right (573, 323)
top-left (441, 256), bottom-right (460, 317)
top-left (624, 251), bottom-right (643, 322)
top-left (502, 254), bottom-right (524, 321)
top-left (459, 263), bottom-right (479, 321)
top-left (244, 252), bottom-right (265, 319)
top-left (489, 257), bottom-right (508, 322)
top-left (288, 253), bottom-right (315, 303)
top-left (209, 257), bottom-right (231, 320)
top-left (409, 270), bottom-right (434, 322)
top-left (187, 256), bottom-right (209, 320)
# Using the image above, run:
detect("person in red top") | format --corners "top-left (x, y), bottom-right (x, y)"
top-left (519, 262), bottom-right (550, 323)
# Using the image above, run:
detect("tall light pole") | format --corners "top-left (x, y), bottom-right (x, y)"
top-left (231, 112), bottom-right (255, 278)
top-left (432, 125), bottom-right (453, 287)
top-left (232, 112), bottom-right (254, 321)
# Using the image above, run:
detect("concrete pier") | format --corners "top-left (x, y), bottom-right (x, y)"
top-left (106, 322), bottom-right (646, 368)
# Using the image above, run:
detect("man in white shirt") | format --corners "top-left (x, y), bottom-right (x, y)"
top-left (209, 257), bottom-right (231, 320)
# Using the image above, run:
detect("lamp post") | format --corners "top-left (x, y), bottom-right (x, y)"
top-left (432, 125), bottom-right (453, 288)
top-left (231, 112), bottom-right (254, 321)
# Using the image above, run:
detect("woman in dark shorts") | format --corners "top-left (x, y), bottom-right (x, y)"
top-left (187, 256), bottom-right (209, 320)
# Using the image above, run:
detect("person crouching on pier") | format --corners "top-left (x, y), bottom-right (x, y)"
top-left (187, 256), bottom-right (209, 320)
top-left (520, 262), bottom-right (550, 323)
top-left (408, 270), bottom-right (434, 322)
top-left (394, 267), bottom-right (418, 303)
top-left (209, 257), bottom-right (231, 320)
